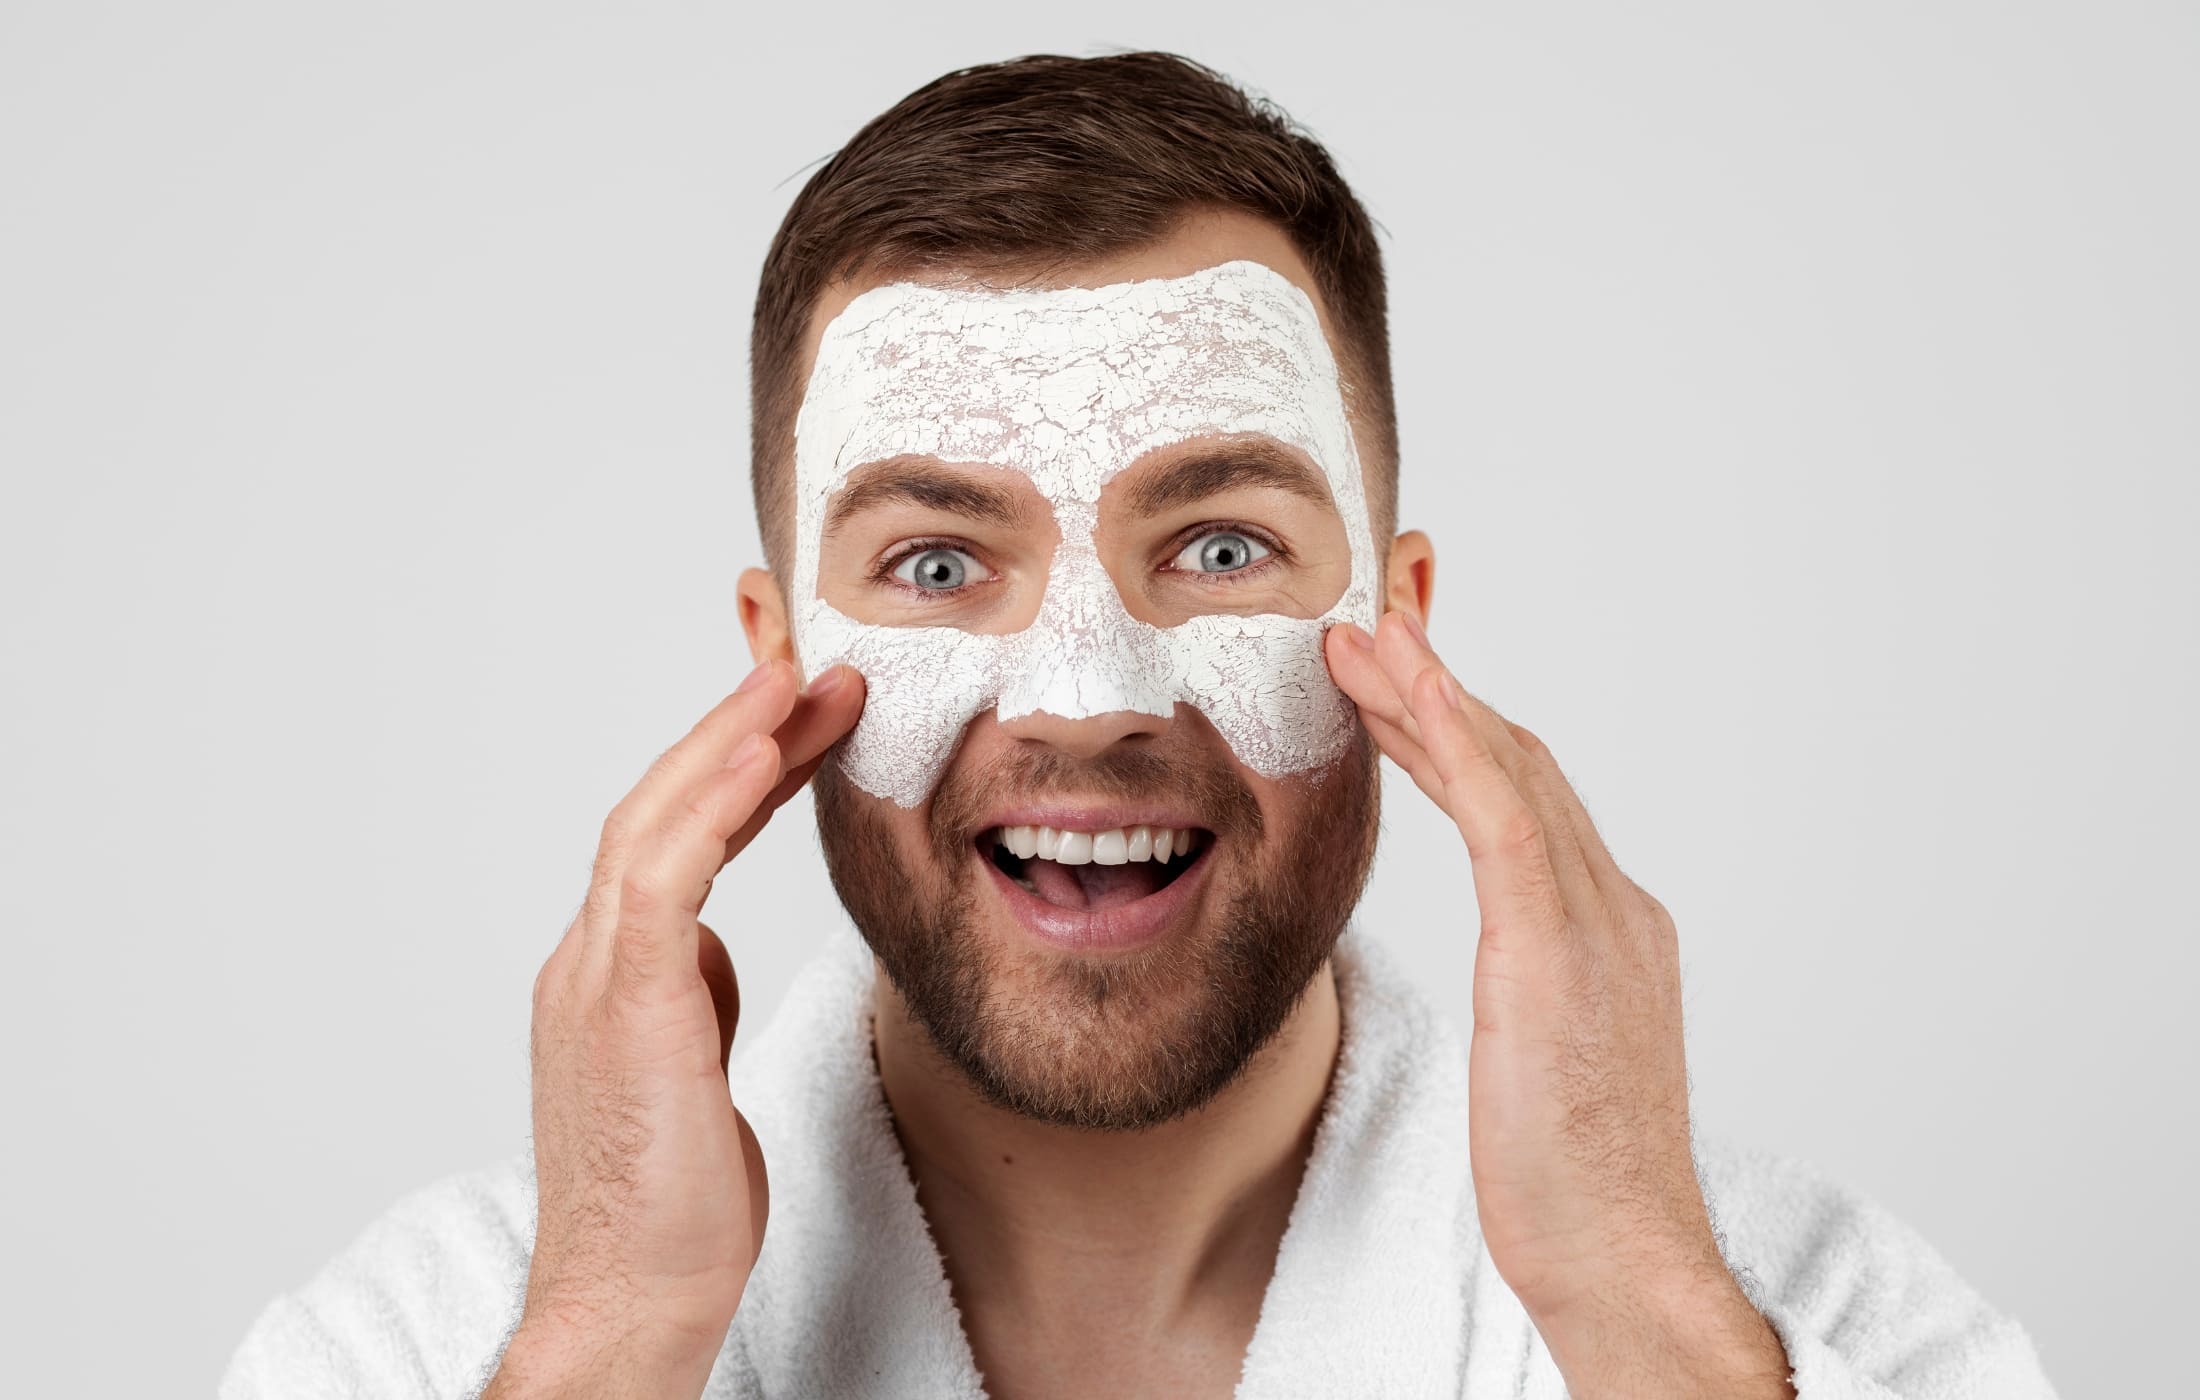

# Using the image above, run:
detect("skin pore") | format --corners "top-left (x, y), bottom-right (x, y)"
top-left (736, 210), bottom-right (1437, 1399)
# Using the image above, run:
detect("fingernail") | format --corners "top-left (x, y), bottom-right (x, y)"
top-left (1396, 610), bottom-right (1430, 649)
top-left (1438, 670), bottom-right (1465, 708)
top-left (725, 732), bottom-right (772, 771)
top-left (1338, 622), bottom-right (1375, 653)
top-left (804, 664), bottom-right (846, 698)
top-left (735, 661), bottom-right (775, 694)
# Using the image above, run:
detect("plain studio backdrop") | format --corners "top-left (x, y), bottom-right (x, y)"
top-left (3, 1), bottom-right (2193, 1393)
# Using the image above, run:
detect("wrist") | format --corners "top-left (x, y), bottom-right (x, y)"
top-left (485, 1312), bottom-right (723, 1400)
top-left (1532, 1259), bottom-right (1795, 1400)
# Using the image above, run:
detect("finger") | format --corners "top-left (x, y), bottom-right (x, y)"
top-left (580, 662), bottom-right (804, 966)
top-left (717, 666), bottom-right (866, 855)
top-left (1328, 624), bottom-right (1429, 761)
top-left (1329, 624), bottom-right (1462, 806)
top-left (597, 732), bottom-right (782, 997)
top-left (1361, 708), bottom-right (1445, 806)
top-left (1433, 685), bottom-right (1629, 924)
top-left (597, 661), bottom-right (801, 871)
top-left (734, 1104), bottom-right (770, 1250)
top-left (724, 746), bottom-right (832, 857)
top-left (1453, 693), bottom-right (1614, 925)
top-left (1326, 621), bottom-right (1422, 744)
top-left (1369, 612), bottom-right (1580, 924)
top-left (1398, 661), bottom-right (1572, 940)
top-left (1368, 610), bottom-right (1457, 742)
top-left (694, 921), bottom-right (741, 1073)
top-left (1373, 612), bottom-right (1612, 925)
top-left (1494, 715), bottom-right (1635, 911)
top-left (768, 664), bottom-right (867, 776)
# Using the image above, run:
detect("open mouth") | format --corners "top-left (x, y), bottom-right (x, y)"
top-left (980, 823), bottom-right (1210, 912)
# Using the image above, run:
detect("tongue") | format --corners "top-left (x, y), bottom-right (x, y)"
top-left (1025, 857), bottom-right (1168, 910)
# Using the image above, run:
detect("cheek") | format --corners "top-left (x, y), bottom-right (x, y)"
top-left (1167, 614), bottom-right (1361, 779)
top-left (812, 758), bottom-right (967, 914)
top-left (802, 610), bottom-right (1007, 808)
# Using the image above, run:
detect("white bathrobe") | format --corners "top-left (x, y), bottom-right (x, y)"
top-left (219, 923), bottom-right (2059, 1398)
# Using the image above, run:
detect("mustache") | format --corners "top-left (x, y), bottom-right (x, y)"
top-left (926, 741), bottom-right (1266, 864)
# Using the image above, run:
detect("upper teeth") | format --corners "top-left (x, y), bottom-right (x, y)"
top-left (994, 824), bottom-right (1202, 866)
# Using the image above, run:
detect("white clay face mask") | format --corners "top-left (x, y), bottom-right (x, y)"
top-left (789, 258), bottom-right (1381, 807)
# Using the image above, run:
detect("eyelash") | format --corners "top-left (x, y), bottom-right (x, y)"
top-left (871, 522), bottom-right (1290, 600)
top-left (1160, 522), bottom-right (1290, 585)
top-left (870, 536), bottom-right (992, 597)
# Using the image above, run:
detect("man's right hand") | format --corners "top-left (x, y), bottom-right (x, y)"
top-left (485, 658), bottom-right (865, 1399)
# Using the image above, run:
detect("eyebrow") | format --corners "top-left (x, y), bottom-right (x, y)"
top-left (1122, 443), bottom-right (1337, 518)
top-left (823, 459), bottom-right (1031, 536)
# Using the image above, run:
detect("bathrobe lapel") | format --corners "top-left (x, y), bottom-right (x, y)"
top-left (718, 923), bottom-right (1554, 1399)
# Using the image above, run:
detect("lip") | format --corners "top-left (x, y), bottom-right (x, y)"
top-left (976, 830), bottom-right (1215, 953)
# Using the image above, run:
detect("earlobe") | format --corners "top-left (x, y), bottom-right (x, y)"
top-left (1383, 529), bottom-right (1436, 623)
top-left (737, 566), bottom-right (799, 670)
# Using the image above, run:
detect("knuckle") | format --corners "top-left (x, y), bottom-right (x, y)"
top-left (597, 806), bottom-right (638, 857)
top-left (1495, 805), bottom-right (1546, 856)
top-left (532, 956), bottom-right (559, 1010)
top-left (616, 867), bottom-right (666, 921)
top-left (1411, 665), bottom-right (1450, 711)
top-left (532, 926), bottom-right (585, 1009)
top-left (680, 774), bottom-right (728, 830)
top-left (606, 925), bottom-right (662, 999)
top-left (641, 742), bottom-right (682, 786)
top-left (579, 872), bottom-right (619, 930)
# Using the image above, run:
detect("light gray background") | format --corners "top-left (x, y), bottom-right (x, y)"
top-left (4, 2), bottom-right (2192, 1393)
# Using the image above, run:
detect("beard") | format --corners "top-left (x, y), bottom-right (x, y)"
top-left (811, 722), bottom-right (1382, 1131)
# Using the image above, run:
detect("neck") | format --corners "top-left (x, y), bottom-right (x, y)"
top-left (870, 958), bottom-right (1343, 1349)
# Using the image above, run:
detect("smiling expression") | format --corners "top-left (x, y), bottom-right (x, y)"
top-left (782, 228), bottom-right (1392, 1126)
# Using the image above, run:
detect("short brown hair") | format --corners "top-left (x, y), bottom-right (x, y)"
top-left (748, 51), bottom-right (1397, 581)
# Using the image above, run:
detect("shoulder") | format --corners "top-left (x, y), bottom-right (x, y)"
top-left (1690, 1133), bottom-right (2060, 1397)
top-left (218, 1154), bottom-right (535, 1400)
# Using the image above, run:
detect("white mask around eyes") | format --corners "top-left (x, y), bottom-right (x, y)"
top-left (789, 258), bottom-right (1381, 807)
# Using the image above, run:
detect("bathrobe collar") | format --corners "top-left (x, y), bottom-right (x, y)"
top-left (719, 922), bottom-right (1550, 1399)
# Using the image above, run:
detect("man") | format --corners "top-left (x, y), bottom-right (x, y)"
top-left (221, 52), bottom-right (2058, 1400)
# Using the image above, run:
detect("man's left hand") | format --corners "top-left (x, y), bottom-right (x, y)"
top-left (1324, 611), bottom-right (1796, 1400)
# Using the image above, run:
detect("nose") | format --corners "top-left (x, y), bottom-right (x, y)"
top-left (995, 704), bottom-right (1172, 760)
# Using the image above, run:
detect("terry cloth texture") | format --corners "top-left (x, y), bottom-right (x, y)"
top-left (220, 922), bottom-right (2060, 1398)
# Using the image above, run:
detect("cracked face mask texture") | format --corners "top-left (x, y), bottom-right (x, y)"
top-left (790, 259), bottom-right (1381, 807)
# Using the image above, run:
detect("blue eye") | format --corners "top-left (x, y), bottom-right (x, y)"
top-left (1173, 531), bottom-right (1271, 574)
top-left (892, 546), bottom-right (980, 590)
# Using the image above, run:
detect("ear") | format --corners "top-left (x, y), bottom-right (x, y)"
top-left (737, 566), bottom-right (798, 670)
top-left (1384, 528), bottom-right (1435, 623)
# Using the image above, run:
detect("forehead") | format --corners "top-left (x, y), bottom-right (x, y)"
top-left (793, 259), bottom-right (1358, 510)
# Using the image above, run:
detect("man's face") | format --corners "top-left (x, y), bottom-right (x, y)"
top-left (793, 214), bottom-right (1385, 1130)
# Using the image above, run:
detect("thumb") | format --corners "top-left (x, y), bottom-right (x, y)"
top-left (694, 921), bottom-right (741, 1074)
